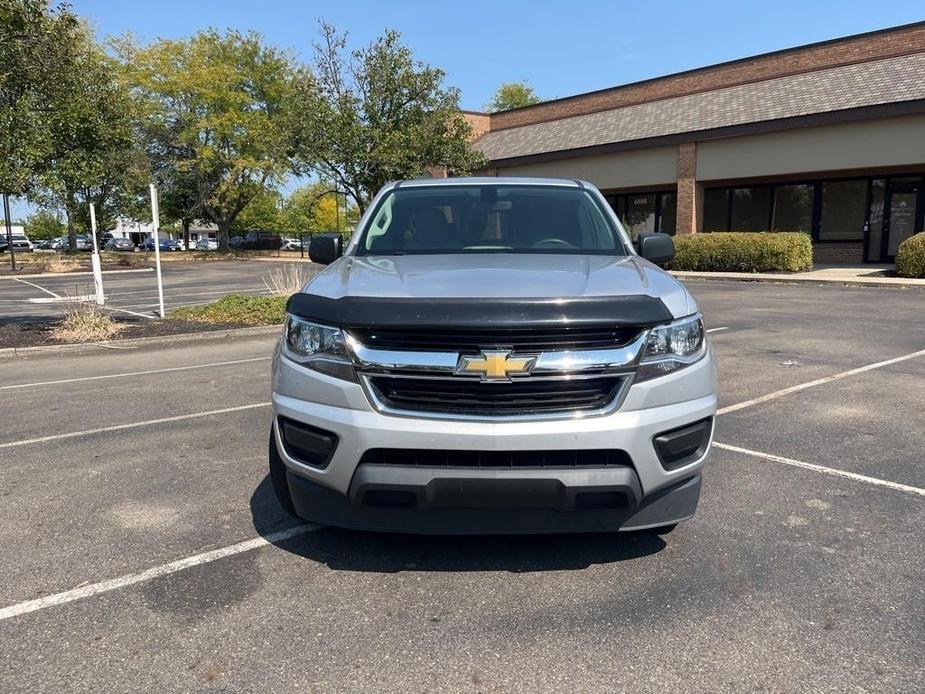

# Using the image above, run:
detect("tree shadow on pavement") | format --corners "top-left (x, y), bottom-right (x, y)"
top-left (249, 475), bottom-right (666, 574)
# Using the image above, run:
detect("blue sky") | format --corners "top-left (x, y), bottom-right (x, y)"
top-left (12, 0), bottom-right (924, 218)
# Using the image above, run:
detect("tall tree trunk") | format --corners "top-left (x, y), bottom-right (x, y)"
top-left (182, 218), bottom-right (191, 252)
top-left (217, 221), bottom-right (231, 252)
top-left (65, 200), bottom-right (77, 255)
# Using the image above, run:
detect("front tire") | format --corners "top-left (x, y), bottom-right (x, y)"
top-left (268, 431), bottom-right (297, 517)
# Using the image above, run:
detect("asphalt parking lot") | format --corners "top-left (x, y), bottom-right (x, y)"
top-left (0, 259), bottom-right (305, 322)
top-left (0, 280), bottom-right (922, 693)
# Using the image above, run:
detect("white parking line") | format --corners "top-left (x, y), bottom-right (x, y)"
top-left (706, 327), bottom-right (728, 333)
top-left (714, 442), bottom-right (925, 496)
top-left (12, 277), bottom-right (60, 298)
top-left (0, 402), bottom-right (271, 449)
top-left (0, 524), bottom-right (319, 623)
top-left (717, 347), bottom-right (925, 415)
top-left (0, 356), bottom-right (272, 391)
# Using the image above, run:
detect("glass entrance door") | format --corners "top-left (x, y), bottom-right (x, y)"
top-left (881, 179), bottom-right (923, 262)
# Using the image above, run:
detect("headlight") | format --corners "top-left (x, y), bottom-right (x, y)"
top-left (636, 313), bottom-right (705, 381)
top-left (282, 314), bottom-right (355, 381)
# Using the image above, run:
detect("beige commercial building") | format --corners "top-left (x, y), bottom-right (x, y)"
top-left (470, 22), bottom-right (925, 264)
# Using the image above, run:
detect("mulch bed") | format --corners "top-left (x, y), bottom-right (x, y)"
top-left (0, 317), bottom-right (263, 350)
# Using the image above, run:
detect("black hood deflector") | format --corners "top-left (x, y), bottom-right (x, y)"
top-left (286, 294), bottom-right (673, 329)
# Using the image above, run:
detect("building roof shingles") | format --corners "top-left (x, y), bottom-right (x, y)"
top-left (474, 54), bottom-right (925, 161)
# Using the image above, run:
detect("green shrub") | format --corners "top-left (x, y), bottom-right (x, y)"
top-left (669, 232), bottom-right (813, 273)
top-left (895, 232), bottom-right (925, 278)
top-left (170, 294), bottom-right (287, 325)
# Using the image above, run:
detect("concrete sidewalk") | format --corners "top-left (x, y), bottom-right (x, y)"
top-left (672, 264), bottom-right (925, 288)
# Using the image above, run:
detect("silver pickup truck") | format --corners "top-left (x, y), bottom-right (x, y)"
top-left (269, 177), bottom-right (716, 535)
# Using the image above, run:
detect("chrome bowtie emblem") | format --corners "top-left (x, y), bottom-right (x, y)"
top-left (456, 350), bottom-right (537, 381)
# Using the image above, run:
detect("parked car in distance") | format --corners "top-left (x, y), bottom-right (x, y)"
top-left (229, 235), bottom-right (245, 249)
top-left (50, 234), bottom-right (92, 251)
top-left (281, 236), bottom-right (303, 251)
top-left (104, 237), bottom-right (135, 252)
top-left (195, 238), bottom-right (219, 251)
top-left (242, 231), bottom-right (281, 250)
top-left (0, 236), bottom-right (8, 252)
top-left (33, 238), bottom-right (54, 250)
top-left (141, 237), bottom-right (182, 252)
top-left (9, 233), bottom-right (33, 252)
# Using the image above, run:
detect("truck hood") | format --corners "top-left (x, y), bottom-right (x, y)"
top-left (304, 254), bottom-right (696, 319)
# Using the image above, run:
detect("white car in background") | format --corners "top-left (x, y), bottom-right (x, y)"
top-left (9, 233), bottom-right (33, 252)
top-left (196, 238), bottom-right (219, 251)
top-left (281, 237), bottom-right (303, 251)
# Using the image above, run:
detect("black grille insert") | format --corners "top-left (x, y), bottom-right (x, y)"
top-left (350, 326), bottom-right (640, 352)
top-left (360, 448), bottom-right (633, 469)
top-left (368, 375), bottom-right (625, 417)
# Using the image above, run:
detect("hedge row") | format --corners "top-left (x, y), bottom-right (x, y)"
top-left (895, 232), bottom-right (925, 278)
top-left (669, 232), bottom-right (813, 273)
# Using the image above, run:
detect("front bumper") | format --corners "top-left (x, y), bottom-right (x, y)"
top-left (285, 465), bottom-right (702, 534)
top-left (271, 345), bottom-right (716, 533)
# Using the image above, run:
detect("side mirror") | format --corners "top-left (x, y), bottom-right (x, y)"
top-left (308, 233), bottom-right (343, 265)
top-left (636, 232), bottom-right (675, 267)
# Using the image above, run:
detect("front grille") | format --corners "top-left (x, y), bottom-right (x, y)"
top-left (367, 375), bottom-right (625, 417)
top-left (360, 448), bottom-right (633, 469)
top-left (349, 326), bottom-right (640, 352)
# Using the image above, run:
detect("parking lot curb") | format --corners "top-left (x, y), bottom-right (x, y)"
top-left (0, 268), bottom-right (155, 280)
top-left (0, 324), bottom-right (281, 358)
top-left (671, 271), bottom-right (925, 289)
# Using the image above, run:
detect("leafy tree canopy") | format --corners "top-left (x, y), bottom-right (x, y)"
top-left (29, 23), bottom-right (142, 249)
top-left (0, 0), bottom-right (81, 196)
top-left (486, 81), bottom-right (541, 112)
top-left (288, 22), bottom-right (486, 213)
top-left (23, 208), bottom-right (65, 239)
top-left (281, 182), bottom-right (355, 234)
top-left (233, 188), bottom-right (283, 233)
top-left (117, 29), bottom-right (299, 249)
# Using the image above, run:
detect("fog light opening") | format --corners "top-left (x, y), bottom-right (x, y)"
top-left (653, 417), bottom-right (712, 470)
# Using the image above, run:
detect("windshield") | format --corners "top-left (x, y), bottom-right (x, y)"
top-left (356, 184), bottom-right (627, 256)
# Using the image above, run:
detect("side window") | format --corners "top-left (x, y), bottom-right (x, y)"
top-left (577, 199), bottom-right (617, 249)
top-left (364, 195), bottom-right (394, 250)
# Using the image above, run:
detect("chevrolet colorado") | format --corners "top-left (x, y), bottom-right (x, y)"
top-left (270, 178), bottom-right (716, 534)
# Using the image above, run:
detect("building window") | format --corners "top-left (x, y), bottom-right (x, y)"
top-left (703, 189), bottom-right (729, 232)
top-left (771, 184), bottom-right (814, 233)
top-left (606, 191), bottom-right (676, 237)
top-left (623, 194), bottom-right (656, 237)
top-left (658, 192), bottom-right (676, 235)
top-left (819, 180), bottom-right (867, 241)
top-left (730, 187), bottom-right (772, 231)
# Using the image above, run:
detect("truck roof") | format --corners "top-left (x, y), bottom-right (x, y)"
top-left (389, 176), bottom-right (586, 189)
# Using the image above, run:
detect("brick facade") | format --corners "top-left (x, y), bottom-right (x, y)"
top-left (485, 23), bottom-right (925, 132)
top-left (812, 243), bottom-right (865, 264)
top-left (462, 111), bottom-right (492, 139)
top-left (675, 143), bottom-right (700, 235)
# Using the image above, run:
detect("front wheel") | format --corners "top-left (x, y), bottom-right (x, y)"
top-left (268, 431), bottom-right (297, 517)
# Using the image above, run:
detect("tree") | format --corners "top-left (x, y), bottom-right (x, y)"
top-left (0, 0), bottom-right (81, 197)
top-left (32, 26), bottom-right (141, 252)
top-left (288, 23), bottom-right (486, 213)
top-left (234, 188), bottom-right (283, 232)
top-left (23, 208), bottom-right (64, 239)
top-left (119, 30), bottom-right (298, 250)
top-left (486, 81), bottom-right (541, 112)
top-left (280, 182), bottom-right (353, 233)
